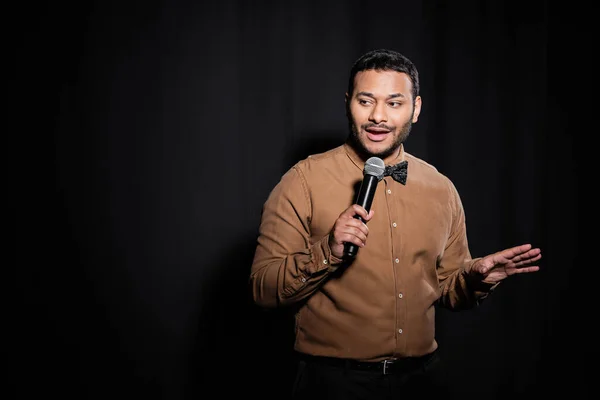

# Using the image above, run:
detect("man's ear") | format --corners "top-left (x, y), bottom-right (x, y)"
top-left (345, 93), bottom-right (350, 117)
top-left (412, 96), bottom-right (422, 123)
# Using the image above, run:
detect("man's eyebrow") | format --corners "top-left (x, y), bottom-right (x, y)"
top-left (356, 91), bottom-right (406, 99)
top-left (356, 91), bottom-right (375, 98)
top-left (387, 93), bottom-right (405, 99)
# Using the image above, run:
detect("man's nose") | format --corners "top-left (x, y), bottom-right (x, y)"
top-left (369, 103), bottom-right (387, 123)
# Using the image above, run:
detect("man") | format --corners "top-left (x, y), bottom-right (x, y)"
top-left (249, 49), bottom-right (541, 399)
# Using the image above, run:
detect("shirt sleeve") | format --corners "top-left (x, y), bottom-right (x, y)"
top-left (250, 165), bottom-right (344, 308)
top-left (435, 179), bottom-right (500, 309)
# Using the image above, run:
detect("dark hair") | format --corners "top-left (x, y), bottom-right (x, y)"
top-left (347, 49), bottom-right (420, 101)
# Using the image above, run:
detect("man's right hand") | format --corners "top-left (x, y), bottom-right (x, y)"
top-left (328, 204), bottom-right (374, 259)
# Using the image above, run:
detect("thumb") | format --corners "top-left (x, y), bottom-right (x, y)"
top-left (474, 258), bottom-right (491, 274)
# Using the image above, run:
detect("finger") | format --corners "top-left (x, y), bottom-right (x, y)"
top-left (348, 204), bottom-right (370, 220)
top-left (332, 221), bottom-right (368, 243)
top-left (500, 243), bottom-right (533, 259)
top-left (338, 232), bottom-right (367, 248)
top-left (343, 216), bottom-right (370, 235)
top-left (513, 266), bottom-right (540, 274)
top-left (343, 225), bottom-right (368, 243)
top-left (512, 254), bottom-right (542, 268)
top-left (362, 209), bottom-right (375, 222)
top-left (480, 263), bottom-right (501, 274)
top-left (475, 258), bottom-right (497, 274)
top-left (510, 248), bottom-right (541, 263)
top-left (340, 204), bottom-right (360, 218)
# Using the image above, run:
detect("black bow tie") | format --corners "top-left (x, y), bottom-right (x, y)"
top-left (383, 160), bottom-right (408, 185)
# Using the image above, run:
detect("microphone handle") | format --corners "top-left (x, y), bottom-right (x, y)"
top-left (343, 174), bottom-right (379, 259)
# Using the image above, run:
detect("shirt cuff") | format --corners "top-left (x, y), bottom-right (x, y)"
top-left (313, 235), bottom-right (344, 273)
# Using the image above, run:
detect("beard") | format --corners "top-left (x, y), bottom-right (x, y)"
top-left (347, 114), bottom-right (414, 161)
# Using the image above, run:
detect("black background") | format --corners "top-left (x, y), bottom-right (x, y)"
top-left (9, 1), bottom-right (586, 399)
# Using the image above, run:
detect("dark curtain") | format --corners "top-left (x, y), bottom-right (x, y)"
top-left (10, 0), bottom-right (585, 399)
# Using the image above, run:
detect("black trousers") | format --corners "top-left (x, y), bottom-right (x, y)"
top-left (291, 351), bottom-right (448, 400)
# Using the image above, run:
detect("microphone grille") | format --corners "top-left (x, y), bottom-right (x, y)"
top-left (364, 157), bottom-right (385, 178)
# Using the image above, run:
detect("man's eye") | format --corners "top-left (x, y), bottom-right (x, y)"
top-left (358, 99), bottom-right (370, 105)
top-left (389, 102), bottom-right (401, 107)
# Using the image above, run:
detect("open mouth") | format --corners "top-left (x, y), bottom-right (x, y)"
top-left (365, 127), bottom-right (391, 141)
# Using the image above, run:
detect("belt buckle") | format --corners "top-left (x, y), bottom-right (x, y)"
top-left (382, 359), bottom-right (392, 375)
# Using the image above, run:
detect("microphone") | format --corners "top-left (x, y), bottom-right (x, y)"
top-left (343, 156), bottom-right (385, 259)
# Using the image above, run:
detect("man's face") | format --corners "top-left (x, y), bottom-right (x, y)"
top-left (346, 69), bottom-right (421, 164)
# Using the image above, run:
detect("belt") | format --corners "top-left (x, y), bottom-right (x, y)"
top-left (298, 351), bottom-right (437, 375)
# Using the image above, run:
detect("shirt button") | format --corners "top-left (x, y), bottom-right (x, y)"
top-left (301, 277), bottom-right (306, 282)
top-left (398, 329), bottom-right (403, 334)
top-left (398, 293), bottom-right (403, 298)
top-left (323, 259), bottom-right (328, 265)
top-left (395, 258), bottom-right (399, 263)
top-left (392, 222), bottom-right (397, 228)
top-left (387, 189), bottom-right (392, 194)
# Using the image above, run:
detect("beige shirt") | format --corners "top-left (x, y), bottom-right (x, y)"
top-left (250, 141), bottom-right (496, 362)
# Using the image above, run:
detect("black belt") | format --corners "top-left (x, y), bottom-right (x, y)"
top-left (298, 351), bottom-right (437, 375)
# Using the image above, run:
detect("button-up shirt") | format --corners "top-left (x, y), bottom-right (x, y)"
top-left (250, 141), bottom-right (496, 362)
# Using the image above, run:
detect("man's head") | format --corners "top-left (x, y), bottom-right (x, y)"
top-left (345, 49), bottom-right (421, 163)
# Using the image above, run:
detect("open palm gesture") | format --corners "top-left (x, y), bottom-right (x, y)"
top-left (472, 244), bottom-right (541, 284)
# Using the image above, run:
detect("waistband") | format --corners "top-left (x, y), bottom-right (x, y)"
top-left (296, 350), bottom-right (437, 375)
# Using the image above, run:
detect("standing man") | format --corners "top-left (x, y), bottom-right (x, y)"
top-left (249, 48), bottom-right (541, 399)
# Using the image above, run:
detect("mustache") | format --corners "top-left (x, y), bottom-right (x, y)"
top-left (362, 123), bottom-right (395, 131)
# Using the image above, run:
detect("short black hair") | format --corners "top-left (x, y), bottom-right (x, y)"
top-left (347, 49), bottom-right (420, 101)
